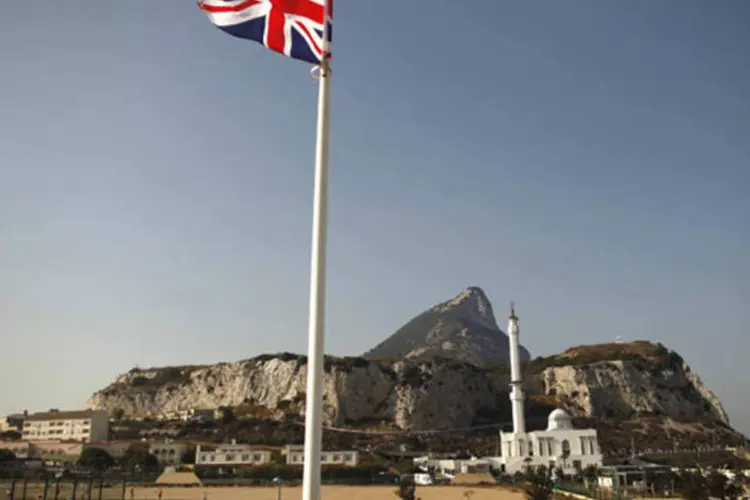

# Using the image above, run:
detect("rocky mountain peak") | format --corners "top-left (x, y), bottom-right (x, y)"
top-left (436, 286), bottom-right (498, 330)
top-left (363, 286), bottom-right (530, 366)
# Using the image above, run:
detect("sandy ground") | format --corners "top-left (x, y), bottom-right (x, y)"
top-left (0, 485), bottom-right (525, 500)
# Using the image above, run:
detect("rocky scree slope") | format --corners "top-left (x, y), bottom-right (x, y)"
top-left (88, 341), bottom-right (734, 441)
top-left (363, 286), bottom-right (531, 366)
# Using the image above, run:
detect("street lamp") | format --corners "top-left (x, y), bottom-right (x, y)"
top-left (273, 476), bottom-right (282, 500)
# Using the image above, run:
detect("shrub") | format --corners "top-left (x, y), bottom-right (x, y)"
top-left (523, 466), bottom-right (554, 500)
top-left (0, 449), bottom-right (16, 463)
top-left (78, 448), bottom-right (115, 470)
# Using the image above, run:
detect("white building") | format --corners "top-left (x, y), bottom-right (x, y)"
top-left (414, 457), bottom-right (491, 477)
top-left (21, 410), bottom-right (108, 443)
top-left (498, 409), bottom-right (602, 474)
top-left (195, 441), bottom-right (272, 467)
top-left (494, 305), bottom-right (603, 475)
top-left (282, 445), bottom-right (360, 467)
top-left (149, 441), bottom-right (189, 465)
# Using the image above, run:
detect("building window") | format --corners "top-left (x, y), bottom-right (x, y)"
top-left (539, 440), bottom-right (545, 456)
top-left (547, 440), bottom-right (553, 456)
top-left (253, 454), bottom-right (262, 462)
top-left (225, 454), bottom-right (235, 461)
top-left (333, 454), bottom-right (340, 462)
top-left (579, 437), bottom-right (586, 455)
top-left (562, 440), bottom-right (570, 456)
top-left (241, 454), bottom-right (249, 462)
top-left (343, 453), bottom-right (352, 462)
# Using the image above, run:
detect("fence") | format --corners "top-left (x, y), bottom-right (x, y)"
top-left (0, 473), bottom-right (399, 500)
top-left (0, 477), bottom-right (117, 500)
top-left (554, 480), bottom-right (682, 500)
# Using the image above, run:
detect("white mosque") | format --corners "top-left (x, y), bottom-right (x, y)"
top-left (495, 305), bottom-right (603, 474)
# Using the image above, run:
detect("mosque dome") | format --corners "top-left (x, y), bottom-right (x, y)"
top-left (546, 409), bottom-right (573, 431)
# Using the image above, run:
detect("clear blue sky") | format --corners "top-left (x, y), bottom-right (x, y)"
top-left (1, 1), bottom-right (748, 436)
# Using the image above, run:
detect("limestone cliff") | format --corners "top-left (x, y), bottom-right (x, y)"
top-left (525, 342), bottom-right (729, 424)
top-left (87, 341), bottom-right (732, 434)
top-left (88, 356), bottom-right (500, 430)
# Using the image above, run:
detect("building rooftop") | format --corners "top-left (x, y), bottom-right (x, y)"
top-left (25, 410), bottom-right (104, 422)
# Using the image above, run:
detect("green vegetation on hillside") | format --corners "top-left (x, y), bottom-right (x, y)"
top-left (253, 352), bottom-right (377, 372)
top-left (114, 341), bottom-right (686, 395)
top-left (487, 341), bottom-right (685, 377)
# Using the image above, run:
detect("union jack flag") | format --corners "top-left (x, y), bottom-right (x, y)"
top-left (198, 0), bottom-right (333, 64)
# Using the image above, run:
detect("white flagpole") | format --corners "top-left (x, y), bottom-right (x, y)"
top-left (301, 5), bottom-right (332, 500)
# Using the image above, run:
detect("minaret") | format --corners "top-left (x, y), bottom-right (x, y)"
top-left (508, 303), bottom-right (525, 435)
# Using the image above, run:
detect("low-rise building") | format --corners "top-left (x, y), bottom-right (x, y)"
top-left (32, 441), bottom-right (83, 463)
top-left (0, 440), bottom-right (82, 463)
top-left (22, 410), bottom-right (108, 443)
top-left (597, 458), bottom-right (672, 490)
top-left (282, 444), bottom-right (360, 467)
top-left (150, 441), bottom-right (189, 465)
top-left (413, 457), bottom-right (491, 477)
top-left (196, 441), bottom-right (272, 468)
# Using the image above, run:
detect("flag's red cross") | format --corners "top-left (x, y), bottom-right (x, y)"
top-left (203, 0), bottom-right (327, 56)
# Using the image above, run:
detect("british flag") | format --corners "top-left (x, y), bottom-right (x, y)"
top-left (198, 0), bottom-right (332, 64)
